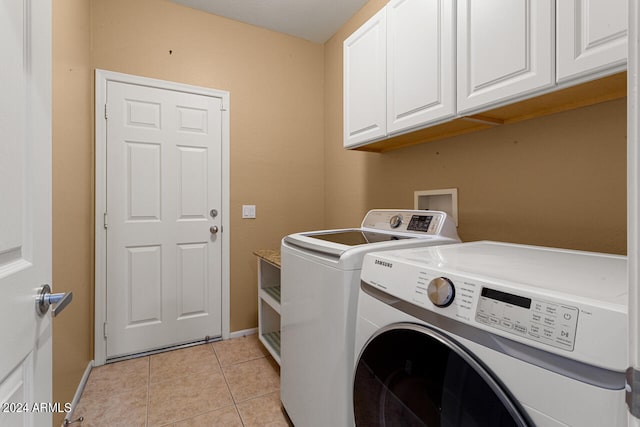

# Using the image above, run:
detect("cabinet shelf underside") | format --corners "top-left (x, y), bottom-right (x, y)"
top-left (354, 72), bottom-right (626, 153)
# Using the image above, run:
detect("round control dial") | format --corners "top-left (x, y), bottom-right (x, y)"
top-left (389, 215), bottom-right (403, 229)
top-left (427, 277), bottom-right (455, 307)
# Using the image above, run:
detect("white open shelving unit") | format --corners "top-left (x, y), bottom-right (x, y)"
top-left (256, 253), bottom-right (281, 365)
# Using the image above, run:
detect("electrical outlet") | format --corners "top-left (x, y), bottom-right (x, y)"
top-left (242, 205), bottom-right (256, 219)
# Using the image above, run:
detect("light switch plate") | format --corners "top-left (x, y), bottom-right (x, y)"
top-left (242, 205), bottom-right (256, 219)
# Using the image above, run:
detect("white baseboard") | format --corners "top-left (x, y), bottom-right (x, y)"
top-left (62, 360), bottom-right (93, 426)
top-left (228, 328), bottom-right (257, 339)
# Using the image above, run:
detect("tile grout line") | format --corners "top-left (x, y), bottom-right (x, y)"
top-left (74, 339), bottom-right (284, 426)
top-left (156, 345), bottom-right (222, 426)
top-left (227, 356), bottom-right (280, 425)
top-left (216, 346), bottom-right (247, 427)
top-left (148, 345), bottom-right (235, 426)
top-left (212, 342), bottom-right (248, 427)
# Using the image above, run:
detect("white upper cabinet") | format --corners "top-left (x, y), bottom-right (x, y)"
top-left (556, 0), bottom-right (627, 83)
top-left (386, 0), bottom-right (455, 134)
top-left (457, 0), bottom-right (554, 115)
top-left (344, 8), bottom-right (387, 148)
top-left (343, 0), bottom-right (455, 148)
top-left (343, 0), bottom-right (627, 151)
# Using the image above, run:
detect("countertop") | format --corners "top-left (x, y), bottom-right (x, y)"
top-left (253, 249), bottom-right (281, 268)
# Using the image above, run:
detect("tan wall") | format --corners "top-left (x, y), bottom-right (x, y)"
top-left (324, 0), bottom-right (627, 254)
top-left (52, 0), bottom-right (93, 425)
top-left (52, 0), bottom-right (325, 419)
top-left (90, 0), bottom-right (325, 332)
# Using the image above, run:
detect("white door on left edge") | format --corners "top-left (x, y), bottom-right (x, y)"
top-left (0, 0), bottom-right (52, 425)
top-left (106, 81), bottom-right (223, 359)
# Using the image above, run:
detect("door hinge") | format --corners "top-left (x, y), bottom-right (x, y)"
top-left (104, 104), bottom-right (109, 120)
top-left (103, 212), bottom-right (108, 229)
top-left (103, 322), bottom-right (108, 339)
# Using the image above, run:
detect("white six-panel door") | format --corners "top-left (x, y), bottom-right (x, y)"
top-left (105, 81), bottom-right (224, 359)
top-left (0, 0), bottom-right (52, 425)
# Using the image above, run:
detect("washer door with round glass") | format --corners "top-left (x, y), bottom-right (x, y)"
top-left (353, 324), bottom-right (531, 427)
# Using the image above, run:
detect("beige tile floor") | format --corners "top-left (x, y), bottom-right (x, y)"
top-left (73, 335), bottom-right (290, 427)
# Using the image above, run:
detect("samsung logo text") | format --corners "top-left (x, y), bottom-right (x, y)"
top-left (374, 259), bottom-right (393, 268)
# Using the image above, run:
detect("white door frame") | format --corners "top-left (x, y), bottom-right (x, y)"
top-left (629, 1), bottom-right (640, 426)
top-left (94, 69), bottom-right (230, 366)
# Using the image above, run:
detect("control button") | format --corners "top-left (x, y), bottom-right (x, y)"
top-left (529, 324), bottom-right (541, 337)
top-left (389, 215), bottom-right (403, 229)
top-left (558, 306), bottom-right (578, 325)
top-left (514, 324), bottom-right (527, 334)
top-left (427, 277), bottom-right (455, 307)
top-left (476, 313), bottom-right (489, 323)
top-left (555, 328), bottom-right (574, 348)
top-left (501, 320), bottom-right (513, 329)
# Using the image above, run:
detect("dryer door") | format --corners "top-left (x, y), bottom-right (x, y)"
top-left (353, 324), bottom-right (531, 427)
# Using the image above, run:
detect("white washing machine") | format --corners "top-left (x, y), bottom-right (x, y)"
top-left (280, 209), bottom-right (460, 427)
top-left (354, 241), bottom-right (628, 426)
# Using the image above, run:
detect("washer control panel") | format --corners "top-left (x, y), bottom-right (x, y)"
top-left (363, 259), bottom-right (581, 353)
top-left (361, 210), bottom-right (446, 235)
top-left (361, 243), bottom-right (628, 369)
top-left (475, 286), bottom-right (579, 351)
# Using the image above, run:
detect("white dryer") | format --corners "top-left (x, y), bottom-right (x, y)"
top-left (355, 241), bottom-right (628, 426)
top-left (281, 210), bottom-right (460, 427)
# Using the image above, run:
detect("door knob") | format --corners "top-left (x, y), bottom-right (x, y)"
top-left (36, 284), bottom-right (73, 317)
top-left (210, 225), bottom-right (219, 234)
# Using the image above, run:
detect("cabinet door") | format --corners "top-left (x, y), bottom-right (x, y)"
top-left (556, 0), bottom-right (627, 83)
top-left (387, 0), bottom-right (455, 134)
top-left (344, 8), bottom-right (387, 148)
top-left (457, 0), bottom-right (554, 114)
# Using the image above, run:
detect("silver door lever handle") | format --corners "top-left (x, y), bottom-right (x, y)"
top-left (36, 284), bottom-right (73, 317)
